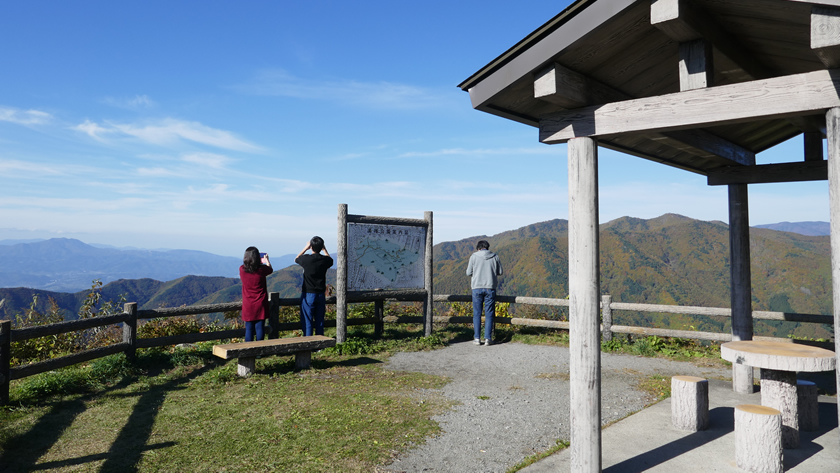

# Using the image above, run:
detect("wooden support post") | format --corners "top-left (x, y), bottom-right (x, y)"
top-left (797, 379), bottom-right (819, 432)
top-left (122, 302), bottom-right (137, 361)
top-left (337, 203), bottom-right (348, 343)
top-left (374, 299), bottom-right (384, 337)
top-left (812, 6), bottom-right (840, 68)
top-left (735, 404), bottom-right (783, 473)
top-left (671, 376), bottom-right (709, 431)
top-left (295, 351), bottom-right (312, 370)
top-left (601, 294), bottom-right (612, 342)
top-left (267, 292), bottom-right (280, 340)
top-left (761, 369), bottom-right (799, 449)
top-left (804, 132), bottom-right (824, 162)
top-left (424, 211), bottom-right (434, 337)
top-left (729, 183), bottom-right (754, 394)
top-left (679, 39), bottom-right (713, 90)
top-left (825, 106), bottom-right (840, 435)
top-left (568, 136), bottom-right (601, 472)
top-left (0, 320), bottom-right (10, 406)
top-left (237, 357), bottom-right (255, 377)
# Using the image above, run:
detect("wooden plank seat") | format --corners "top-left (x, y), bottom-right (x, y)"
top-left (212, 335), bottom-right (336, 377)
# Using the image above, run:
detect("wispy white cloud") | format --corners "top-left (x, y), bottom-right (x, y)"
top-left (397, 147), bottom-right (560, 159)
top-left (71, 118), bottom-right (262, 152)
top-left (0, 106), bottom-right (53, 125)
top-left (236, 69), bottom-right (455, 110)
top-left (102, 94), bottom-right (156, 109)
top-left (182, 152), bottom-right (234, 169)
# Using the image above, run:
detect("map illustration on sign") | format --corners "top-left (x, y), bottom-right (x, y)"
top-left (347, 223), bottom-right (425, 290)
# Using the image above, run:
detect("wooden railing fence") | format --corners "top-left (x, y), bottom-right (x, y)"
top-left (0, 292), bottom-right (834, 404)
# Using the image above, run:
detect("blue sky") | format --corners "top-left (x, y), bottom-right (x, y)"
top-left (0, 1), bottom-right (829, 258)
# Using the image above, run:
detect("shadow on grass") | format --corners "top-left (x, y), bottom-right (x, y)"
top-left (97, 364), bottom-right (213, 473)
top-left (0, 376), bottom-right (136, 472)
top-left (0, 364), bottom-right (213, 473)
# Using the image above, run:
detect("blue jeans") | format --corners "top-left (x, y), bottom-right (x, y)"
top-left (472, 288), bottom-right (496, 340)
top-left (301, 292), bottom-right (326, 336)
top-left (244, 319), bottom-right (264, 342)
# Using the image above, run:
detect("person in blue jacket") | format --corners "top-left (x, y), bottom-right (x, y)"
top-left (466, 240), bottom-right (503, 346)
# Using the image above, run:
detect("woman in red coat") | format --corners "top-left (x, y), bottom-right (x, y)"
top-left (240, 246), bottom-right (273, 341)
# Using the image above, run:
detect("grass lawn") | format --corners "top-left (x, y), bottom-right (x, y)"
top-left (1, 323), bottom-right (725, 472)
top-left (1, 325), bottom-right (463, 472)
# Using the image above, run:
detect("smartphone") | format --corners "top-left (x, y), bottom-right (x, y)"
top-left (260, 253), bottom-right (269, 265)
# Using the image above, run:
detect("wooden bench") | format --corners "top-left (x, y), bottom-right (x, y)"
top-left (212, 335), bottom-right (336, 377)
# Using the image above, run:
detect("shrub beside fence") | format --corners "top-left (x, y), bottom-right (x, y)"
top-left (1, 292), bottom-right (834, 404)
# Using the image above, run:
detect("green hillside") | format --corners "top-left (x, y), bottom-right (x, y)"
top-left (1, 214), bottom-right (832, 340)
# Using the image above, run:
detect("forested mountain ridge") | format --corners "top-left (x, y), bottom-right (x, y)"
top-left (0, 215), bottom-right (832, 339)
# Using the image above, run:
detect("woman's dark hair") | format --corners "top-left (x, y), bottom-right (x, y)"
top-left (476, 240), bottom-right (490, 251)
top-left (243, 246), bottom-right (261, 273)
top-left (310, 236), bottom-right (325, 253)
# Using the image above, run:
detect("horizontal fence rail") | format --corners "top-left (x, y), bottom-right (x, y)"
top-left (1, 292), bottom-right (835, 404)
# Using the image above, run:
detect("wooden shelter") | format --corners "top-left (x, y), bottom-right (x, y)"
top-left (459, 0), bottom-right (840, 470)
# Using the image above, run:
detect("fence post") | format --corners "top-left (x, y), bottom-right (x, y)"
top-left (336, 203), bottom-right (348, 343)
top-left (0, 320), bottom-right (10, 405)
top-left (268, 292), bottom-right (280, 340)
top-left (374, 299), bottom-right (384, 337)
top-left (424, 210), bottom-right (434, 337)
top-left (601, 294), bottom-right (612, 342)
top-left (122, 303), bottom-right (137, 361)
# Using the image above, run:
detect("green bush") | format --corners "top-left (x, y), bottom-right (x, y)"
top-left (11, 296), bottom-right (77, 366)
top-left (10, 353), bottom-right (138, 403)
top-left (138, 317), bottom-right (203, 339)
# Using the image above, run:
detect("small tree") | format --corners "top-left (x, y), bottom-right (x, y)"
top-left (11, 295), bottom-right (75, 365)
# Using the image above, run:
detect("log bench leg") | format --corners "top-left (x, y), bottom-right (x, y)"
top-left (797, 379), bottom-right (819, 432)
top-left (735, 404), bottom-right (783, 473)
top-left (761, 368), bottom-right (799, 449)
top-left (671, 376), bottom-right (709, 431)
top-left (237, 357), bottom-right (255, 377)
top-left (295, 350), bottom-right (312, 370)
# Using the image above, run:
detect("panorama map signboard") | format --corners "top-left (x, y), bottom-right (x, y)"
top-left (346, 222), bottom-right (425, 290)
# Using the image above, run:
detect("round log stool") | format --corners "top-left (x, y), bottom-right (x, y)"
top-left (735, 404), bottom-right (783, 473)
top-left (797, 379), bottom-right (819, 432)
top-left (671, 376), bottom-right (709, 431)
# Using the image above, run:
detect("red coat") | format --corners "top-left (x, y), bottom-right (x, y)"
top-left (239, 265), bottom-right (273, 322)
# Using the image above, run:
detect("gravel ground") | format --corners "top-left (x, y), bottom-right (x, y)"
top-left (380, 340), bottom-right (731, 473)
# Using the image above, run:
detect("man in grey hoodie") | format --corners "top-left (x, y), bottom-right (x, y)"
top-left (466, 240), bottom-right (503, 345)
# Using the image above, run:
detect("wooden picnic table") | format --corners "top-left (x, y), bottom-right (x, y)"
top-left (721, 340), bottom-right (835, 449)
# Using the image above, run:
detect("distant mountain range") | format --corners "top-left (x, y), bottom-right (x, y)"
top-left (0, 217), bottom-right (832, 340)
top-left (0, 238), bottom-right (296, 292)
top-left (753, 221), bottom-right (829, 236)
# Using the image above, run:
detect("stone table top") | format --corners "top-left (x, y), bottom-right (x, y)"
top-left (721, 340), bottom-right (836, 372)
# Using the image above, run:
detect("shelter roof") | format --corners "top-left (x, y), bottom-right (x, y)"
top-left (459, 0), bottom-right (840, 175)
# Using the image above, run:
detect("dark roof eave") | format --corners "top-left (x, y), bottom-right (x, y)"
top-left (457, 0), bottom-right (594, 92)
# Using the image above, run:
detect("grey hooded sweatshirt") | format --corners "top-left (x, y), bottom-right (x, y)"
top-left (466, 249), bottom-right (503, 289)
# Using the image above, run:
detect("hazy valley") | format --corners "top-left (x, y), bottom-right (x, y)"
top-left (0, 215), bottom-right (832, 340)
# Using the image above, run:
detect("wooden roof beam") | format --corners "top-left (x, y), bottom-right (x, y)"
top-left (707, 161), bottom-right (827, 186)
top-left (813, 6), bottom-right (840, 68)
top-left (651, 0), bottom-right (773, 80)
top-left (540, 69), bottom-right (840, 143)
top-left (653, 0), bottom-right (825, 135)
top-left (534, 62), bottom-right (755, 166)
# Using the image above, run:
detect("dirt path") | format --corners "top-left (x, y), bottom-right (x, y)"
top-left (380, 340), bottom-right (731, 473)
